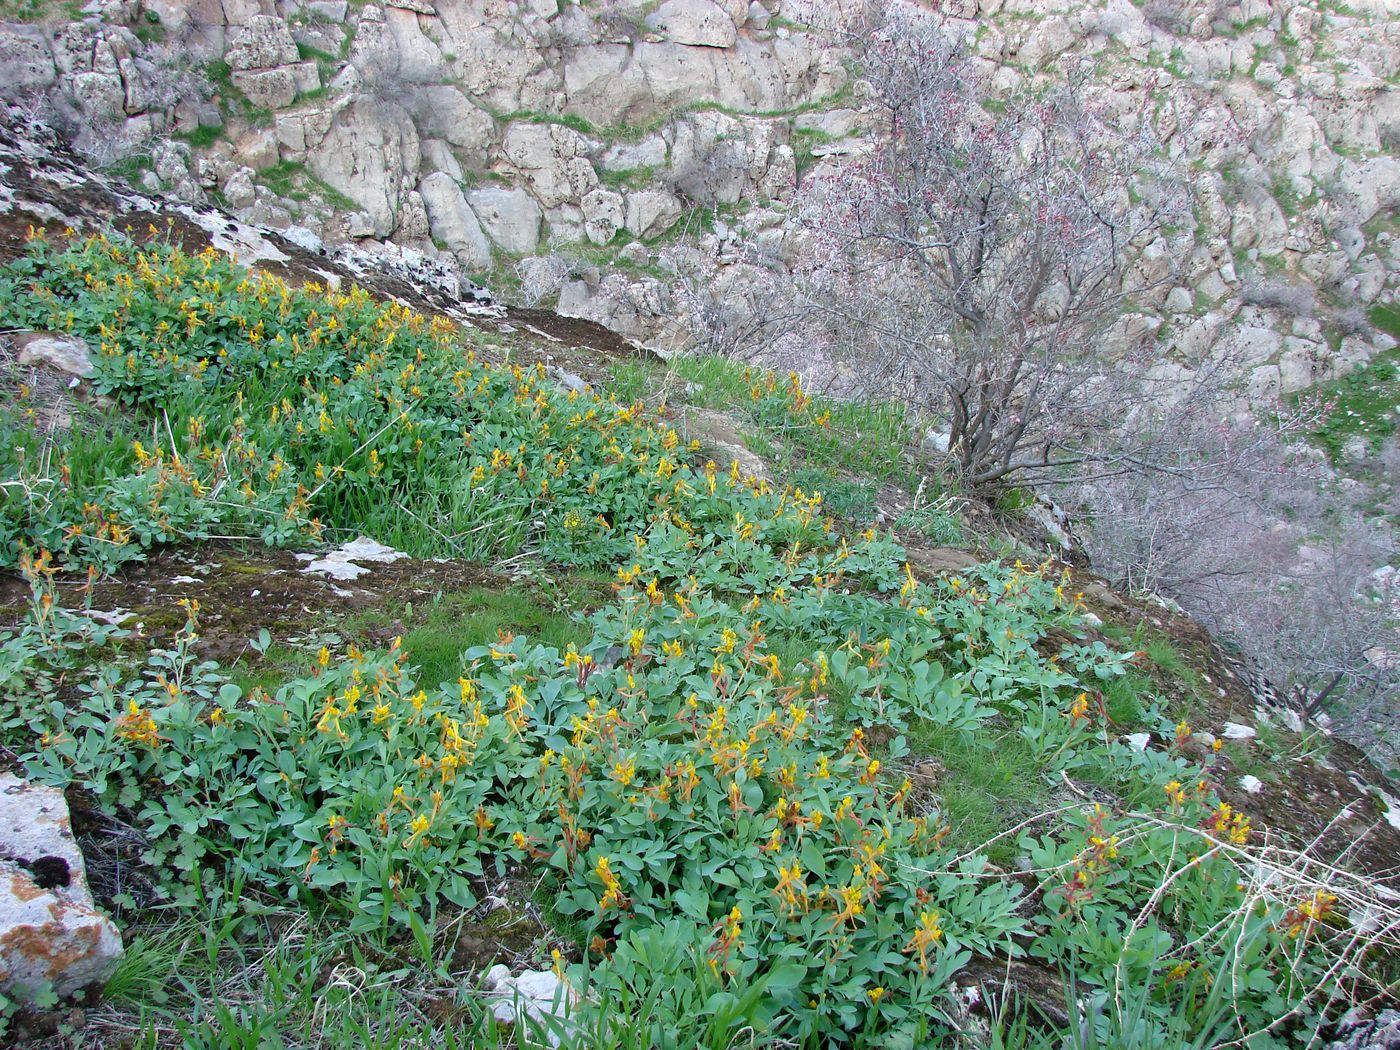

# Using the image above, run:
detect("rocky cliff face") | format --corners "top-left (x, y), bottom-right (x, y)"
top-left (2, 0), bottom-right (1396, 400)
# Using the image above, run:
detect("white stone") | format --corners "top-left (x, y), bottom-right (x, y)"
top-left (297, 537), bottom-right (408, 581)
top-left (581, 188), bottom-right (624, 246)
top-left (0, 775), bottom-right (123, 999)
top-left (226, 15), bottom-right (299, 71)
top-left (411, 86), bottom-right (493, 166)
top-left (625, 189), bottom-right (683, 239)
top-left (0, 25), bottom-right (57, 92)
top-left (308, 97), bottom-right (419, 239)
top-left (483, 965), bottom-right (581, 1048)
top-left (1222, 722), bottom-right (1257, 741)
top-left (501, 123), bottom-right (598, 209)
top-left (1239, 775), bottom-right (1264, 795)
top-left (14, 333), bottom-right (94, 378)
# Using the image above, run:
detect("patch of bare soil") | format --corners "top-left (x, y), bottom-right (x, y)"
top-left (0, 542), bottom-right (507, 662)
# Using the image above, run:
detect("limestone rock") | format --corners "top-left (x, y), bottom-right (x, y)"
top-left (410, 86), bottom-right (493, 166)
top-left (226, 15), bottom-right (299, 71)
top-left (501, 123), bottom-right (597, 208)
top-left (1324, 1009), bottom-right (1400, 1050)
top-left (679, 407), bottom-right (771, 481)
top-left (419, 172), bottom-right (492, 269)
top-left (581, 188), bottom-right (624, 245)
top-left (0, 774), bottom-right (123, 1000)
top-left (231, 67), bottom-right (297, 109)
top-left (468, 187), bottom-right (543, 255)
top-left (223, 167), bottom-right (257, 209)
top-left (308, 97), bottom-right (418, 239)
top-left (483, 964), bottom-right (581, 1048)
top-left (0, 25), bottom-right (56, 95)
top-left (645, 0), bottom-right (738, 48)
top-left (297, 537), bottom-right (408, 580)
top-left (625, 188), bottom-right (683, 239)
top-left (13, 333), bottom-right (94, 378)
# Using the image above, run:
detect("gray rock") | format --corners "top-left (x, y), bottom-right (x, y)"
top-left (410, 86), bottom-right (493, 166)
top-left (231, 68), bottom-right (298, 109)
top-left (308, 97), bottom-right (418, 239)
top-left (0, 25), bottom-right (56, 95)
top-left (581, 187), bottom-right (624, 245)
top-left (645, 0), bottom-right (738, 48)
top-left (419, 172), bottom-right (492, 269)
top-left (501, 123), bottom-right (598, 209)
top-left (483, 964), bottom-right (581, 1048)
top-left (468, 186), bottom-right (544, 255)
top-left (747, 1), bottom-right (770, 30)
top-left (306, 0), bottom-right (349, 20)
top-left (223, 167), bottom-right (258, 210)
top-left (226, 15), bottom-right (300, 71)
top-left (1325, 1009), bottom-right (1400, 1050)
top-left (625, 188), bottom-right (683, 239)
top-left (0, 774), bottom-right (123, 999)
top-left (13, 333), bottom-right (94, 378)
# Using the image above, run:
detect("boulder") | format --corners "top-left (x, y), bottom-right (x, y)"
top-left (581, 188), bottom-right (624, 245)
top-left (483, 964), bottom-right (581, 1047)
top-left (226, 15), bottom-right (299, 71)
top-left (625, 189), bottom-right (683, 239)
top-left (411, 86), bottom-right (493, 165)
top-left (308, 97), bottom-right (418, 239)
top-left (13, 333), bottom-right (94, 378)
top-left (467, 187), bottom-right (543, 255)
top-left (223, 167), bottom-right (258, 210)
top-left (231, 67), bottom-right (298, 109)
top-left (0, 774), bottom-right (123, 1000)
top-left (501, 123), bottom-right (597, 208)
top-left (419, 172), bottom-right (492, 269)
top-left (0, 25), bottom-right (56, 95)
top-left (1324, 1009), bottom-right (1400, 1050)
top-left (645, 0), bottom-right (738, 48)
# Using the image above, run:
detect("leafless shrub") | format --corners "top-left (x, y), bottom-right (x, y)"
top-left (657, 241), bottom-right (794, 362)
top-left (514, 254), bottom-right (575, 307)
top-left (763, 3), bottom-right (1190, 487)
top-left (137, 41), bottom-right (214, 115)
top-left (1334, 305), bottom-right (1371, 338)
top-left (1075, 409), bottom-right (1399, 758)
top-left (1240, 277), bottom-right (1316, 317)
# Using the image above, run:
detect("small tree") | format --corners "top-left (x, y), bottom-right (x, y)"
top-left (785, 5), bottom-right (1187, 487)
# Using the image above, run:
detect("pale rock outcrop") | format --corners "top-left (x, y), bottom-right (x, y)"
top-left (581, 187), bottom-right (624, 245)
top-left (0, 25), bottom-right (56, 92)
top-left (232, 67), bottom-right (298, 108)
top-left (410, 86), bottom-right (494, 166)
top-left (225, 14), bottom-right (298, 70)
top-left (501, 122), bottom-right (598, 208)
top-left (600, 136), bottom-right (668, 173)
top-left (646, 0), bottom-right (738, 49)
top-left (0, 774), bottom-right (123, 1000)
top-left (419, 172), bottom-right (491, 268)
top-left (468, 186), bottom-right (543, 255)
top-left (625, 189), bottom-right (683, 239)
top-left (308, 96), bottom-right (418, 238)
top-left (13, 333), bottom-right (94, 378)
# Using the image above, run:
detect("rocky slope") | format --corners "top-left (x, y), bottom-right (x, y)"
top-left (1, 114), bottom-right (1399, 1045)
top-left (2, 0), bottom-right (1398, 407)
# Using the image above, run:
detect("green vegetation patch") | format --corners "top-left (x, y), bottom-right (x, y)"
top-left (1298, 346), bottom-right (1400, 462)
top-left (0, 232), bottom-right (1376, 1047)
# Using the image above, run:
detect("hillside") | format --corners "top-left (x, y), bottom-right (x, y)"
top-left (0, 109), bottom-right (1398, 1049)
